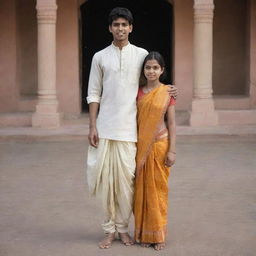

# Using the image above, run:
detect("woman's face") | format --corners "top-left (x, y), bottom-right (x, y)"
top-left (143, 59), bottom-right (164, 82)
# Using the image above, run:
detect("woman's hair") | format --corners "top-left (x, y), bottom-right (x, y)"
top-left (140, 51), bottom-right (167, 86)
top-left (108, 7), bottom-right (133, 25)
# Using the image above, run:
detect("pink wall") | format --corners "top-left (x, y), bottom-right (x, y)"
top-left (1, 0), bottom-right (255, 116)
top-left (56, 1), bottom-right (81, 116)
top-left (173, 0), bottom-right (194, 110)
top-left (0, 0), bottom-right (19, 112)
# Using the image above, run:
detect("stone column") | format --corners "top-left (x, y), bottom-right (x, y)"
top-left (190, 0), bottom-right (218, 126)
top-left (32, 0), bottom-right (62, 127)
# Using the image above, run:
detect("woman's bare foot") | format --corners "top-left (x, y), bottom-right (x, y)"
top-left (118, 232), bottom-right (134, 246)
top-left (98, 232), bottom-right (115, 249)
top-left (154, 243), bottom-right (165, 250)
top-left (141, 243), bottom-right (151, 248)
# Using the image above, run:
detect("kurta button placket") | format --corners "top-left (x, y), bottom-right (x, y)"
top-left (87, 42), bottom-right (148, 142)
top-left (120, 49), bottom-right (124, 80)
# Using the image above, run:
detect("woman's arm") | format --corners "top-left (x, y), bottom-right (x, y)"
top-left (165, 105), bottom-right (176, 167)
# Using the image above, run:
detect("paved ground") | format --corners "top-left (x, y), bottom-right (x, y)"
top-left (0, 135), bottom-right (256, 256)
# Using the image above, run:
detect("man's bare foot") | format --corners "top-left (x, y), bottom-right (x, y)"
top-left (118, 232), bottom-right (134, 246)
top-left (154, 243), bottom-right (165, 250)
top-left (141, 243), bottom-right (151, 248)
top-left (98, 232), bottom-right (115, 249)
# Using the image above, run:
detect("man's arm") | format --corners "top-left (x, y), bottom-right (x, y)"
top-left (88, 102), bottom-right (99, 147)
top-left (87, 54), bottom-right (103, 148)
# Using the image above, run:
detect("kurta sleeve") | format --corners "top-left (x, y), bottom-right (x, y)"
top-left (86, 53), bottom-right (103, 104)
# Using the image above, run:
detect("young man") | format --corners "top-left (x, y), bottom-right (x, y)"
top-left (86, 7), bottom-right (177, 249)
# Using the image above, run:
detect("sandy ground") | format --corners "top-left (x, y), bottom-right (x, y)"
top-left (0, 135), bottom-right (256, 256)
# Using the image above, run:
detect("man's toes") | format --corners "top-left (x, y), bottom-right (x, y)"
top-left (99, 243), bottom-right (111, 249)
top-left (126, 239), bottom-right (134, 245)
top-left (98, 236), bottom-right (114, 249)
top-left (123, 240), bottom-right (132, 246)
top-left (118, 232), bottom-right (134, 246)
top-left (98, 243), bottom-right (105, 249)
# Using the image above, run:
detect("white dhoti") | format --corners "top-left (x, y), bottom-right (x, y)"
top-left (87, 139), bottom-right (136, 233)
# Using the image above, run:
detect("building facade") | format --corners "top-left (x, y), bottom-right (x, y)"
top-left (0, 0), bottom-right (255, 127)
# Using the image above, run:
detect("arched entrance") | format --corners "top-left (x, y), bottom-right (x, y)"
top-left (80, 0), bottom-right (173, 111)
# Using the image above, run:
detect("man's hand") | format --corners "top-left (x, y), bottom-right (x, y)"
top-left (88, 127), bottom-right (99, 148)
top-left (167, 85), bottom-right (178, 99)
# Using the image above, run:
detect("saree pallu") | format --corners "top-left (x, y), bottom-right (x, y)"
top-left (134, 85), bottom-right (171, 243)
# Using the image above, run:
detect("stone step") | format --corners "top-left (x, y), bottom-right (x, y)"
top-left (17, 95), bottom-right (252, 112)
top-left (0, 111), bottom-right (190, 127)
top-left (0, 112), bottom-right (33, 127)
top-left (217, 109), bottom-right (256, 125)
top-left (1, 110), bottom-right (256, 127)
top-left (64, 111), bottom-right (191, 126)
top-left (214, 96), bottom-right (250, 110)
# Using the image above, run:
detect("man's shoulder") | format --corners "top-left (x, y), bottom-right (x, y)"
top-left (130, 44), bottom-right (148, 55)
top-left (93, 45), bottom-right (112, 59)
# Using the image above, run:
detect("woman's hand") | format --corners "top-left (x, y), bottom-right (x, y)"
top-left (165, 151), bottom-right (176, 167)
top-left (88, 127), bottom-right (99, 148)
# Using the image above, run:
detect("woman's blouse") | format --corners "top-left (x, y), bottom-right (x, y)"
top-left (137, 87), bottom-right (176, 106)
top-left (137, 87), bottom-right (176, 140)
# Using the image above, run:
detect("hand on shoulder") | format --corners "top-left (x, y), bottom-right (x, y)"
top-left (166, 84), bottom-right (178, 99)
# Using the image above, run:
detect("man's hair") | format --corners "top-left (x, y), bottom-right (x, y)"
top-left (108, 7), bottom-right (133, 25)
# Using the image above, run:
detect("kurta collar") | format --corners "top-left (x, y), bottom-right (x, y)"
top-left (111, 42), bottom-right (131, 51)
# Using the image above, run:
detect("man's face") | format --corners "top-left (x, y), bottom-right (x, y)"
top-left (109, 17), bottom-right (133, 42)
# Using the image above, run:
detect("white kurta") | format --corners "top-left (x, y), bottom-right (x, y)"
top-left (87, 42), bottom-right (148, 142)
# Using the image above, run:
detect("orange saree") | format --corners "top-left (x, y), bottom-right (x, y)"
top-left (134, 85), bottom-right (171, 243)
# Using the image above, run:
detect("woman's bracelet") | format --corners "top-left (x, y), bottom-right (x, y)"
top-left (168, 151), bottom-right (176, 154)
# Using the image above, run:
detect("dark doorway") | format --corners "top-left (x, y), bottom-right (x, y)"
top-left (80, 0), bottom-right (173, 111)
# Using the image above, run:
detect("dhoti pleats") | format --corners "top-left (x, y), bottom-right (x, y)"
top-left (87, 139), bottom-right (136, 233)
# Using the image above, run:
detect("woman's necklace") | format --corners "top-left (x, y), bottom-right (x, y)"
top-left (144, 83), bottom-right (161, 94)
top-left (143, 86), bottom-right (153, 94)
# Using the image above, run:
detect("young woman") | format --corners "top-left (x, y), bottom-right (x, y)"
top-left (134, 52), bottom-right (176, 250)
